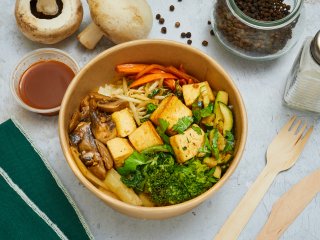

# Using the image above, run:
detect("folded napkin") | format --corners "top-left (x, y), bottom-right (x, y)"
top-left (0, 119), bottom-right (93, 240)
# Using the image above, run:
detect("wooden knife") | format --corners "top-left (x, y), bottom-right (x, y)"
top-left (256, 168), bottom-right (320, 240)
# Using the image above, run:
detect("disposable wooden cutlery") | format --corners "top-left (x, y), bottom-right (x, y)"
top-left (214, 116), bottom-right (313, 240)
top-left (257, 168), bottom-right (320, 240)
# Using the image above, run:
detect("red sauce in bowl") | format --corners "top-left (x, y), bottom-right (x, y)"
top-left (18, 60), bottom-right (75, 110)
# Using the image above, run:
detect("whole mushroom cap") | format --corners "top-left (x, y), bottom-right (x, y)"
top-left (15, 0), bottom-right (83, 44)
top-left (88, 0), bottom-right (153, 44)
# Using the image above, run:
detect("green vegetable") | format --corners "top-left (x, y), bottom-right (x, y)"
top-left (210, 129), bottom-right (220, 160)
top-left (141, 144), bottom-right (174, 155)
top-left (200, 102), bottom-right (214, 118)
top-left (191, 125), bottom-right (202, 135)
top-left (146, 103), bottom-right (157, 114)
top-left (156, 118), bottom-right (170, 144)
top-left (172, 116), bottom-right (194, 134)
top-left (198, 133), bottom-right (212, 155)
top-left (119, 152), bottom-right (217, 206)
top-left (148, 89), bottom-right (160, 98)
top-left (117, 151), bottom-right (148, 175)
top-left (223, 131), bottom-right (235, 153)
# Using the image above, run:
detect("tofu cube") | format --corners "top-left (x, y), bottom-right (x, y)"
top-left (129, 121), bottom-right (163, 152)
top-left (112, 108), bottom-right (136, 137)
top-left (155, 96), bottom-right (192, 135)
top-left (169, 125), bottom-right (205, 163)
top-left (182, 81), bottom-right (215, 106)
top-left (150, 95), bottom-right (172, 125)
top-left (107, 137), bottom-right (134, 168)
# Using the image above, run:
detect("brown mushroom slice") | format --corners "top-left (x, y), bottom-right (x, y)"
top-left (69, 109), bottom-right (81, 133)
top-left (77, 0), bottom-right (153, 49)
top-left (15, 0), bottom-right (83, 44)
top-left (95, 139), bottom-right (113, 170)
top-left (88, 153), bottom-right (107, 180)
top-left (97, 99), bottom-right (129, 113)
top-left (90, 111), bottom-right (117, 145)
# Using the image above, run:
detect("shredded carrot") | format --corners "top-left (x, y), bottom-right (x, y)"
top-left (129, 73), bottom-right (177, 88)
top-left (163, 79), bottom-right (176, 91)
top-left (135, 64), bottom-right (167, 79)
top-left (179, 79), bottom-right (187, 86)
top-left (115, 64), bottom-right (149, 75)
top-left (166, 66), bottom-right (199, 83)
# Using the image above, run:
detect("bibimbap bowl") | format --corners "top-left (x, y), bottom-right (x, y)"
top-left (59, 40), bottom-right (247, 219)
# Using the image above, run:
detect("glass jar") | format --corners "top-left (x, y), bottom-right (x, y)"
top-left (211, 0), bottom-right (305, 60)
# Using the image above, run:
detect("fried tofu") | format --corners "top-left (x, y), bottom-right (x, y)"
top-left (129, 121), bottom-right (163, 152)
top-left (169, 124), bottom-right (205, 163)
top-left (111, 108), bottom-right (136, 137)
top-left (150, 95), bottom-right (192, 135)
top-left (150, 95), bottom-right (172, 125)
top-left (106, 137), bottom-right (134, 168)
top-left (182, 81), bottom-right (215, 106)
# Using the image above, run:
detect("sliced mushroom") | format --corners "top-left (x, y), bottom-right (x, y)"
top-left (77, 0), bottom-right (153, 49)
top-left (90, 110), bottom-right (117, 145)
top-left (15, 0), bottom-right (83, 44)
top-left (88, 154), bottom-right (107, 180)
top-left (95, 139), bottom-right (113, 170)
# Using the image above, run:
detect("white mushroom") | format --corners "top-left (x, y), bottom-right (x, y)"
top-left (78, 0), bottom-right (153, 49)
top-left (15, 0), bottom-right (83, 44)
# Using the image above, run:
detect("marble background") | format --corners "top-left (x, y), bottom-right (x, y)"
top-left (0, 1), bottom-right (320, 239)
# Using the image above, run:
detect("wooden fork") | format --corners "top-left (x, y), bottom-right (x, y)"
top-left (214, 116), bottom-right (313, 240)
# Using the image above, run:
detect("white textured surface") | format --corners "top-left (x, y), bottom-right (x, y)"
top-left (1, 1), bottom-right (320, 240)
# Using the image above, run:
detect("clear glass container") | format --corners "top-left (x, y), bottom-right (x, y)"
top-left (211, 0), bottom-right (305, 60)
top-left (11, 48), bottom-right (80, 116)
top-left (283, 32), bottom-right (320, 113)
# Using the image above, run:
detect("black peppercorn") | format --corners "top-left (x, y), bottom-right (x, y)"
top-left (186, 32), bottom-right (191, 38)
top-left (159, 18), bottom-right (165, 24)
top-left (187, 40), bottom-right (192, 45)
top-left (202, 40), bottom-right (208, 46)
top-left (208, 20), bottom-right (211, 25)
top-left (181, 32), bottom-right (186, 38)
top-left (156, 14), bottom-right (161, 20)
top-left (161, 27), bottom-right (167, 34)
top-left (210, 29), bottom-right (215, 36)
top-left (170, 5), bottom-right (175, 11)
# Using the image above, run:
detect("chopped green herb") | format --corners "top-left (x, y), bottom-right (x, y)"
top-left (172, 116), bottom-right (194, 134)
top-left (223, 131), bottom-right (235, 153)
top-left (148, 89), bottom-right (160, 98)
top-left (182, 146), bottom-right (187, 151)
top-left (211, 129), bottom-right (220, 160)
top-left (156, 118), bottom-right (170, 144)
top-left (146, 103), bottom-right (157, 114)
top-left (198, 133), bottom-right (211, 155)
top-left (200, 102), bottom-right (214, 117)
top-left (192, 125), bottom-right (202, 135)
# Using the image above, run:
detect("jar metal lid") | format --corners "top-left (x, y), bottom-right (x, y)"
top-left (311, 31), bottom-right (320, 65)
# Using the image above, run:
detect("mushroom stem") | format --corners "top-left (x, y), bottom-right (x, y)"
top-left (36, 0), bottom-right (59, 15)
top-left (77, 22), bottom-right (104, 50)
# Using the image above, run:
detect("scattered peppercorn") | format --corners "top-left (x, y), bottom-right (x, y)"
top-left (186, 32), bottom-right (191, 38)
top-left (169, 5), bottom-right (175, 11)
top-left (175, 22), bottom-right (180, 28)
top-left (159, 18), bottom-right (165, 24)
top-left (161, 27), bottom-right (167, 34)
top-left (210, 29), bottom-right (215, 36)
top-left (202, 40), bottom-right (208, 46)
top-left (156, 14), bottom-right (161, 20)
top-left (187, 40), bottom-right (192, 45)
top-left (208, 20), bottom-right (211, 25)
top-left (178, 0), bottom-right (182, 2)
top-left (181, 32), bottom-right (186, 38)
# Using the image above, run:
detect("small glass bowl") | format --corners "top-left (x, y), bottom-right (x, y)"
top-left (11, 48), bottom-right (80, 116)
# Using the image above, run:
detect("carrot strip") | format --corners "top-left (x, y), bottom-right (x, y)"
top-left (135, 64), bottom-right (167, 79)
top-left (129, 73), bottom-right (177, 88)
top-left (115, 64), bottom-right (149, 75)
top-left (163, 79), bottom-right (176, 91)
top-left (166, 66), bottom-right (199, 83)
top-left (179, 79), bottom-right (187, 86)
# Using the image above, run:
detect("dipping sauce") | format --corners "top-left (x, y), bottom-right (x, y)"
top-left (18, 60), bottom-right (75, 110)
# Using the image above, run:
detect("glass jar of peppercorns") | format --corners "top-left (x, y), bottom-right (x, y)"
top-left (211, 0), bottom-right (305, 60)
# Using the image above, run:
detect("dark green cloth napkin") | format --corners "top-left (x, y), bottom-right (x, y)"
top-left (0, 119), bottom-right (93, 240)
